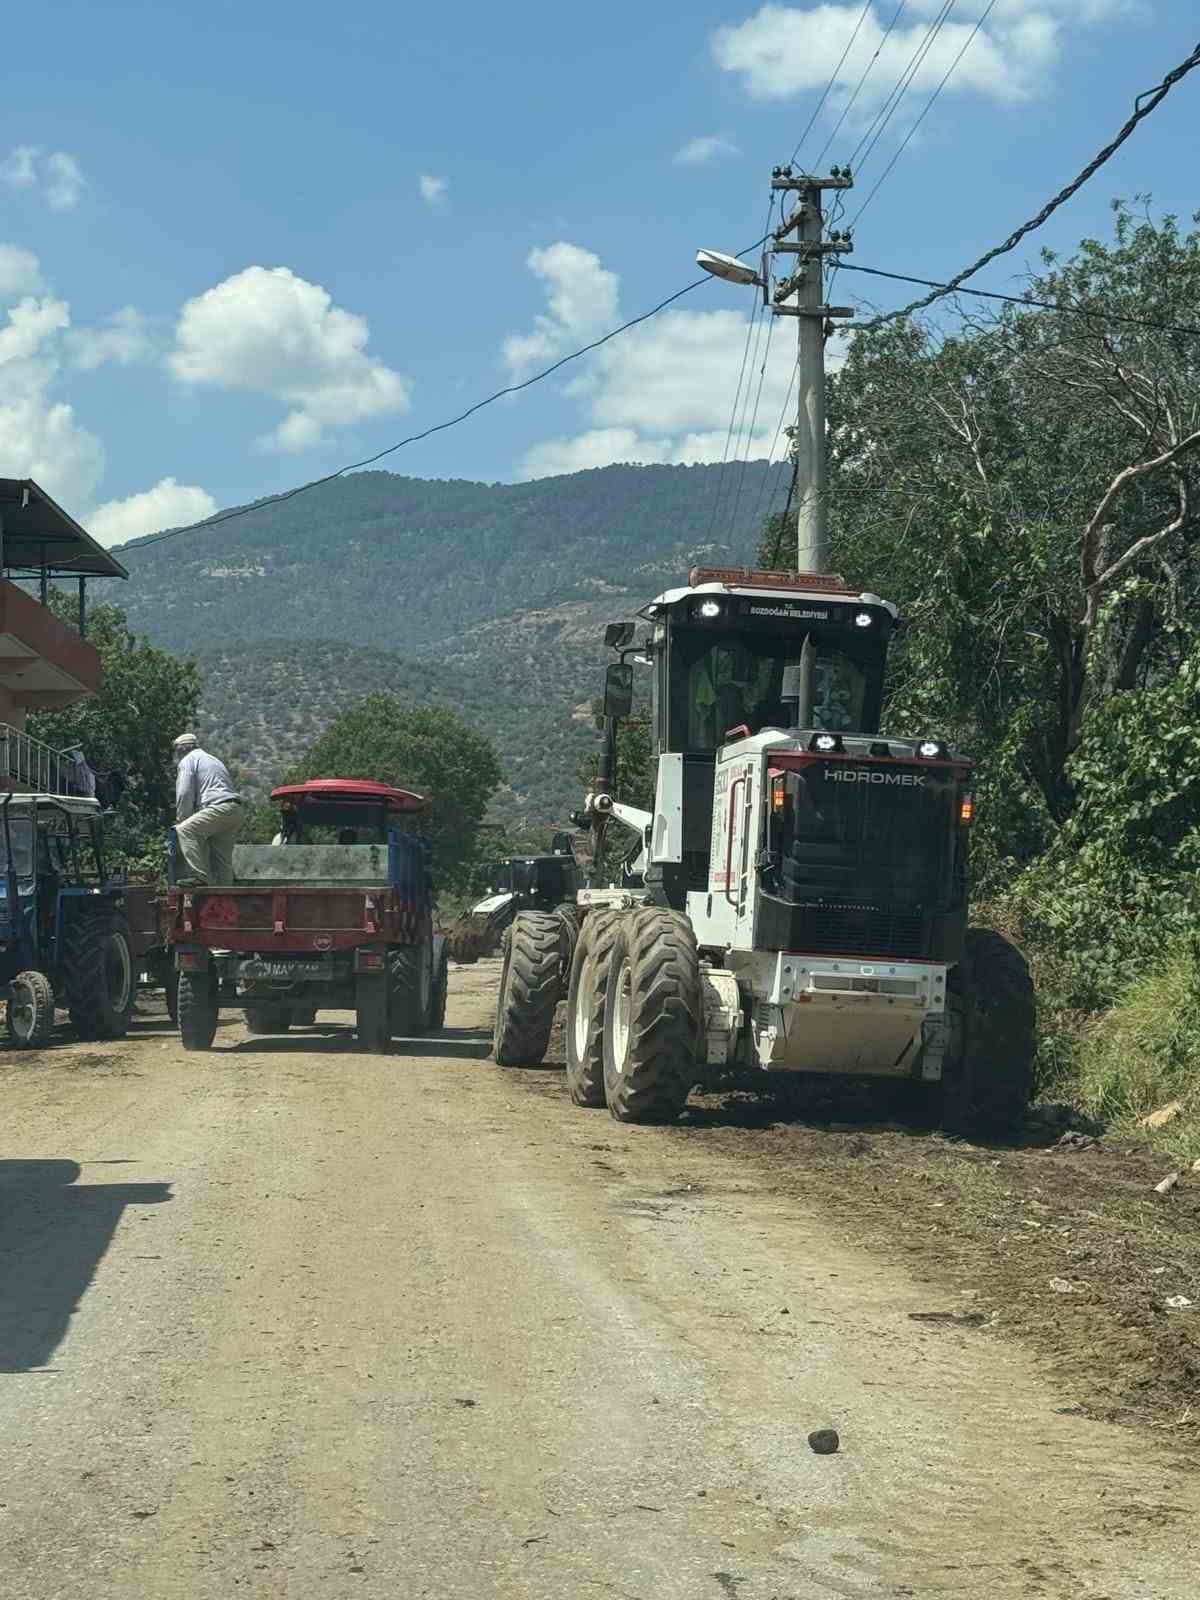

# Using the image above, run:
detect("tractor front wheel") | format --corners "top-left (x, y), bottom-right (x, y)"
top-left (64, 913), bottom-right (135, 1040)
top-left (7, 970), bottom-right (55, 1049)
top-left (243, 1003), bottom-right (291, 1036)
top-left (943, 927), bottom-right (1035, 1141)
top-left (178, 966), bottom-right (219, 1051)
top-left (493, 911), bottom-right (562, 1066)
top-left (602, 909), bottom-right (702, 1124)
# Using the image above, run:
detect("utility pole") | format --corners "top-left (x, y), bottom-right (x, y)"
top-left (767, 165), bottom-right (855, 576)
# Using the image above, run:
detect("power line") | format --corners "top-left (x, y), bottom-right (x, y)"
top-left (708, 196), bottom-right (776, 539)
top-left (729, 311), bottom-right (778, 532)
top-left (131, 233), bottom-right (774, 553)
top-left (813, 0), bottom-right (910, 172)
top-left (847, 0), bottom-right (962, 178)
top-left (851, 0), bottom-right (997, 226)
top-left (856, 33), bottom-right (1200, 327)
top-left (842, 261), bottom-right (1200, 337)
top-left (790, 0), bottom-right (874, 166)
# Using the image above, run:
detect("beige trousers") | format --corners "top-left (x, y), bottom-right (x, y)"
top-left (176, 800), bottom-right (243, 884)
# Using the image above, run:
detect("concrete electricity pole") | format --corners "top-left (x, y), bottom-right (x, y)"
top-left (767, 166), bottom-right (855, 577)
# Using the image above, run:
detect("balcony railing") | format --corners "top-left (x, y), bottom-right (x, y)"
top-left (0, 722), bottom-right (72, 796)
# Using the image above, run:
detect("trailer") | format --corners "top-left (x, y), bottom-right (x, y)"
top-left (164, 779), bottom-right (447, 1052)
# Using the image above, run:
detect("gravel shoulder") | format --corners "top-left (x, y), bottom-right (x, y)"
top-left (0, 963), bottom-right (1195, 1599)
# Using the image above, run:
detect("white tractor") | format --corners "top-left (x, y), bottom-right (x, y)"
top-left (492, 566), bottom-right (1035, 1136)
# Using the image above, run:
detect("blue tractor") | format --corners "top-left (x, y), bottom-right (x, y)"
top-left (1, 791), bottom-right (138, 1048)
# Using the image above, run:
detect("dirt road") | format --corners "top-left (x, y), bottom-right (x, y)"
top-left (1, 962), bottom-right (1195, 1600)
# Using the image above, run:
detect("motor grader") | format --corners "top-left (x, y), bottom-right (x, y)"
top-left (491, 565), bottom-right (1035, 1136)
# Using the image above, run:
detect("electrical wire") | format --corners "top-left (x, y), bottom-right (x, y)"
top-left (847, 0), bottom-right (961, 178)
top-left (841, 260), bottom-right (1200, 336)
top-left (855, 34), bottom-right (1200, 327)
top-left (751, 358), bottom-right (800, 530)
top-left (813, 0), bottom-right (910, 173)
top-left (850, 0), bottom-right (997, 226)
top-left (707, 195), bottom-right (776, 538)
top-left (789, 0), bottom-right (874, 166)
top-left (130, 230), bottom-right (778, 553)
top-left (729, 311), bottom-right (778, 533)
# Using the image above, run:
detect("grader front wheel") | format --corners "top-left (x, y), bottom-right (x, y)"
top-left (565, 912), bottom-right (618, 1108)
top-left (602, 909), bottom-right (702, 1124)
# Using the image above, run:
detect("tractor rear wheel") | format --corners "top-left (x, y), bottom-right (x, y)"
top-left (355, 973), bottom-right (391, 1053)
top-left (428, 938), bottom-right (449, 1031)
top-left (943, 927), bottom-right (1035, 1141)
top-left (243, 1002), bottom-right (291, 1035)
top-left (178, 966), bottom-right (219, 1051)
top-left (602, 909), bottom-right (702, 1124)
top-left (565, 912), bottom-right (618, 1108)
top-left (493, 911), bottom-right (562, 1066)
top-left (64, 913), bottom-right (135, 1040)
top-left (389, 944), bottom-right (430, 1036)
top-left (165, 966), bottom-right (179, 1024)
top-left (7, 970), bottom-right (55, 1049)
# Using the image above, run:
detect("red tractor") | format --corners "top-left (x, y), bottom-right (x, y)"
top-left (165, 779), bottom-right (446, 1052)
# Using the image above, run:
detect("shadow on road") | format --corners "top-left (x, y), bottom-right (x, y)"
top-left (0, 1159), bottom-right (172, 1373)
top-left (224, 1025), bottom-right (495, 1060)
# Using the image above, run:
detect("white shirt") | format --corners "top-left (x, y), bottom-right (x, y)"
top-left (176, 748), bottom-right (239, 821)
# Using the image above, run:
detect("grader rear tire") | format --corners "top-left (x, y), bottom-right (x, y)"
top-left (493, 911), bottom-right (562, 1067)
top-left (565, 912), bottom-right (618, 1108)
top-left (943, 927), bottom-right (1035, 1141)
top-left (602, 909), bottom-right (702, 1124)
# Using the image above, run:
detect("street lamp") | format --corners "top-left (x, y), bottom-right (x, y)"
top-left (695, 249), bottom-right (764, 288)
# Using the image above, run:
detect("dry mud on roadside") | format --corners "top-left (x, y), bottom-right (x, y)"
top-left (524, 1007), bottom-right (1200, 1455)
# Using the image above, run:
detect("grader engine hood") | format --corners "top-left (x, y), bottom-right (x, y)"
top-left (707, 731), bottom-right (972, 966)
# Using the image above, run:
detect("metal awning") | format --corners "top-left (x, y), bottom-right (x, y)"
top-left (0, 479), bottom-right (128, 579)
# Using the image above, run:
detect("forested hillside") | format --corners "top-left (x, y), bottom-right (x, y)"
top-left (115, 460), bottom-right (778, 818)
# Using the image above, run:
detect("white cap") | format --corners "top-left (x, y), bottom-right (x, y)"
top-left (172, 732), bottom-right (199, 753)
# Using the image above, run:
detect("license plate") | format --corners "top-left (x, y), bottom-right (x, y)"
top-left (240, 956), bottom-right (332, 982)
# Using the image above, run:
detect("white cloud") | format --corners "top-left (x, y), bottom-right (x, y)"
top-left (89, 477), bottom-right (217, 547)
top-left (67, 306), bottom-right (154, 370)
top-left (502, 243), bottom-right (621, 381)
top-left (169, 265), bottom-right (411, 453)
top-left (0, 285), bottom-right (106, 512)
top-left (508, 243), bottom-right (799, 478)
top-left (0, 146), bottom-right (38, 190)
top-left (675, 134), bottom-right (740, 166)
top-left (419, 174), bottom-right (447, 207)
top-left (0, 146), bottom-right (87, 209)
top-left (712, 1), bottom-right (1132, 112)
top-left (0, 244), bottom-right (45, 299)
top-left (45, 151), bottom-right (86, 211)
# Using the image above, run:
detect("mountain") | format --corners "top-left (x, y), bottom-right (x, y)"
top-left (116, 461), bottom-right (783, 821)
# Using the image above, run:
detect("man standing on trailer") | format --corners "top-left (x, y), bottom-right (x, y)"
top-left (172, 733), bottom-right (244, 885)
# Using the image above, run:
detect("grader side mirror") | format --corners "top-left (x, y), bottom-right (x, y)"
top-left (604, 621), bottom-right (635, 650)
top-left (603, 662), bottom-right (635, 721)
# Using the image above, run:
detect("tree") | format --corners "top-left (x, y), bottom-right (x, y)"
top-left (30, 591), bottom-right (201, 873)
top-left (290, 692), bottom-right (503, 891)
top-left (770, 202), bottom-right (1200, 890)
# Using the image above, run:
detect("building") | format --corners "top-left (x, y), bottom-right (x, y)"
top-left (0, 479), bottom-right (127, 794)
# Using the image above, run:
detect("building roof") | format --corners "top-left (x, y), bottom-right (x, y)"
top-left (270, 778), bottom-right (431, 814)
top-left (0, 479), bottom-right (128, 579)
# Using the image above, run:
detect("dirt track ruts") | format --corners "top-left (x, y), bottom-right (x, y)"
top-left (0, 959), bottom-right (1195, 1600)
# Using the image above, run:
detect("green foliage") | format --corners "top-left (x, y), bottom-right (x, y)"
top-left (1069, 941), bottom-right (1200, 1161)
top-left (289, 692), bottom-right (503, 892)
top-left (29, 591), bottom-right (200, 872)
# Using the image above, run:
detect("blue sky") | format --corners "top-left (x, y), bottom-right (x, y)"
top-left (2, 0), bottom-right (1198, 545)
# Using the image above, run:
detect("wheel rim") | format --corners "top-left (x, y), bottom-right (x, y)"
top-left (573, 954), bottom-right (597, 1062)
top-left (106, 935), bottom-right (132, 1012)
top-left (10, 980), bottom-right (37, 1042)
top-left (610, 957), bottom-right (632, 1077)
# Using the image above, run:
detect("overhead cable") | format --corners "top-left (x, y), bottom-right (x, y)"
top-left (855, 34), bottom-right (1200, 327)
